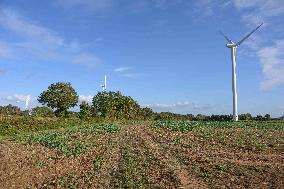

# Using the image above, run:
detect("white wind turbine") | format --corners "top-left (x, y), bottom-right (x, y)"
top-left (220, 23), bottom-right (263, 121)
top-left (25, 95), bottom-right (31, 110)
top-left (100, 75), bottom-right (107, 92)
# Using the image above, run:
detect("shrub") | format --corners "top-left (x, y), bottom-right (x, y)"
top-left (79, 101), bottom-right (94, 119)
top-left (92, 91), bottom-right (140, 120)
top-left (31, 106), bottom-right (54, 117)
top-left (0, 104), bottom-right (22, 115)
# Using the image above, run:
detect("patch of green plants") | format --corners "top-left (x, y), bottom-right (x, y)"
top-left (15, 123), bottom-right (120, 156)
top-left (93, 155), bottom-right (104, 169)
top-left (153, 120), bottom-right (284, 132)
top-left (34, 160), bottom-right (47, 168)
top-left (0, 116), bottom-right (103, 137)
top-left (113, 149), bottom-right (150, 189)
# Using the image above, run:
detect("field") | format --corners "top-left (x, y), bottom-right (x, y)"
top-left (0, 118), bottom-right (283, 188)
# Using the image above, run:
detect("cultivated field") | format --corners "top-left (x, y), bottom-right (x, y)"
top-left (0, 118), bottom-right (283, 188)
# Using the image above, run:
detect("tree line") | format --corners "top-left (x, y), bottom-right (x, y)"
top-left (0, 82), bottom-right (281, 121)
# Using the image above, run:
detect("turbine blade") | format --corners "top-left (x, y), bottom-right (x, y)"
top-left (219, 31), bottom-right (233, 43)
top-left (235, 23), bottom-right (263, 46)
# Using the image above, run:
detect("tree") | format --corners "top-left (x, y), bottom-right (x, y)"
top-left (239, 113), bottom-right (253, 121)
top-left (38, 82), bottom-right (78, 117)
top-left (255, 115), bottom-right (263, 121)
top-left (264, 114), bottom-right (271, 120)
top-left (31, 106), bottom-right (54, 117)
top-left (79, 101), bottom-right (93, 119)
top-left (92, 91), bottom-right (140, 120)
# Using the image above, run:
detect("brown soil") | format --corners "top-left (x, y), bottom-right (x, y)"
top-left (0, 124), bottom-right (283, 189)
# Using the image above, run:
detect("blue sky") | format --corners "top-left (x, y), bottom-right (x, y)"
top-left (0, 0), bottom-right (284, 116)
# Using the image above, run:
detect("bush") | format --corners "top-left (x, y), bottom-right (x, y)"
top-left (79, 101), bottom-right (94, 119)
top-left (31, 106), bottom-right (54, 117)
top-left (92, 91), bottom-right (140, 120)
top-left (0, 104), bottom-right (22, 115)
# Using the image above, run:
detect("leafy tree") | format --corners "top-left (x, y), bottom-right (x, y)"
top-left (255, 115), bottom-right (263, 121)
top-left (195, 114), bottom-right (208, 121)
top-left (239, 113), bottom-right (253, 121)
top-left (264, 114), bottom-right (271, 120)
top-left (38, 82), bottom-right (78, 117)
top-left (92, 91), bottom-right (140, 120)
top-left (79, 101), bottom-right (93, 119)
top-left (31, 106), bottom-right (54, 117)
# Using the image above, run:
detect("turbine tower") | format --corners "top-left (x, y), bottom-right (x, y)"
top-left (220, 23), bottom-right (263, 121)
top-left (100, 75), bottom-right (107, 92)
top-left (25, 95), bottom-right (31, 110)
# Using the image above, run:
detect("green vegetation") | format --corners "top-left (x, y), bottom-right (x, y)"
top-left (38, 82), bottom-right (79, 117)
top-left (31, 106), bottom-right (55, 117)
top-left (0, 82), bottom-right (284, 188)
top-left (92, 91), bottom-right (141, 120)
top-left (153, 120), bottom-right (284, 132)
top-left (0, 116), bottom-right (97, 137)
top-left (17, 123), bottom-right (119, 156)
top-left (79, 101), bottom-right (94, 119)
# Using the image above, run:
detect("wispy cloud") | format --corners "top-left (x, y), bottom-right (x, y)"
top-left (114, 66), bottom-right (138, 79)
top-left (114, 67), bottom-right (132, 72)
top-left (1, 94), bottom-right (33, 102)
top-left (0, 94), bottom-right (35, 109)
top-left (0, 7), bottom-right (100, 67)
top-left (120, 73), bottom-right (138, 79)
top-left (144, 101), bottom-right (214, 114)
top-left (258, 40), bottom-right (284, 90)
top-left (78, 95), bottom-right (93, 103)
top-left (231, 0), bottom-right (284, 90)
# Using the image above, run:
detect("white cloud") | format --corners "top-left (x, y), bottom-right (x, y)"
top-left (114, 67), bottom-right (137, 79)
top-left (144, 101), bottom-right (214, 114)
top-left (78, 95), bottom-right (93, 103)
top-left (0, 7), bottom-right (100, 66)
top-left (258, 39), bottom-right (284, 90)
top-left (120, 73), bottom-right (138, 79)
top-left (114, 67), bottom-right (132, 72)
top-left (1, 94), bottom-right (33, 102)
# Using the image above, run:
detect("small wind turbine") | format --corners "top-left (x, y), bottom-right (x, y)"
top-left (220, 23), bottom-right (263, 121)
top-left (25, 95), bottom-right (31, 110)
top-left (100, 75), bottom-right (107, 92)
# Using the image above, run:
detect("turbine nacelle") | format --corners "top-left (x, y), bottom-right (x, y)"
top-left (226, 43), bottom-right (236, 48)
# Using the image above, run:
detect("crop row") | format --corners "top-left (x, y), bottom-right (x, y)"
top-left (153, 120), bottom-right (284, 132)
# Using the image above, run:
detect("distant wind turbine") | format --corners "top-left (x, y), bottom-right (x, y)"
top-left (25, 95), bottom-right (31, 110)
top-left (220, 23), bottom-right (263, 121)
top-left (100, 75), bottom-right (107, 92)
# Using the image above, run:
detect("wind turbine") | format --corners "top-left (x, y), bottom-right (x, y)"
top-left (100, 75), bottom-right (107, 92)
top-left (25, 95), bottom-right (31, 110)
top-left (220, 23), bottom-right (263, 121)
